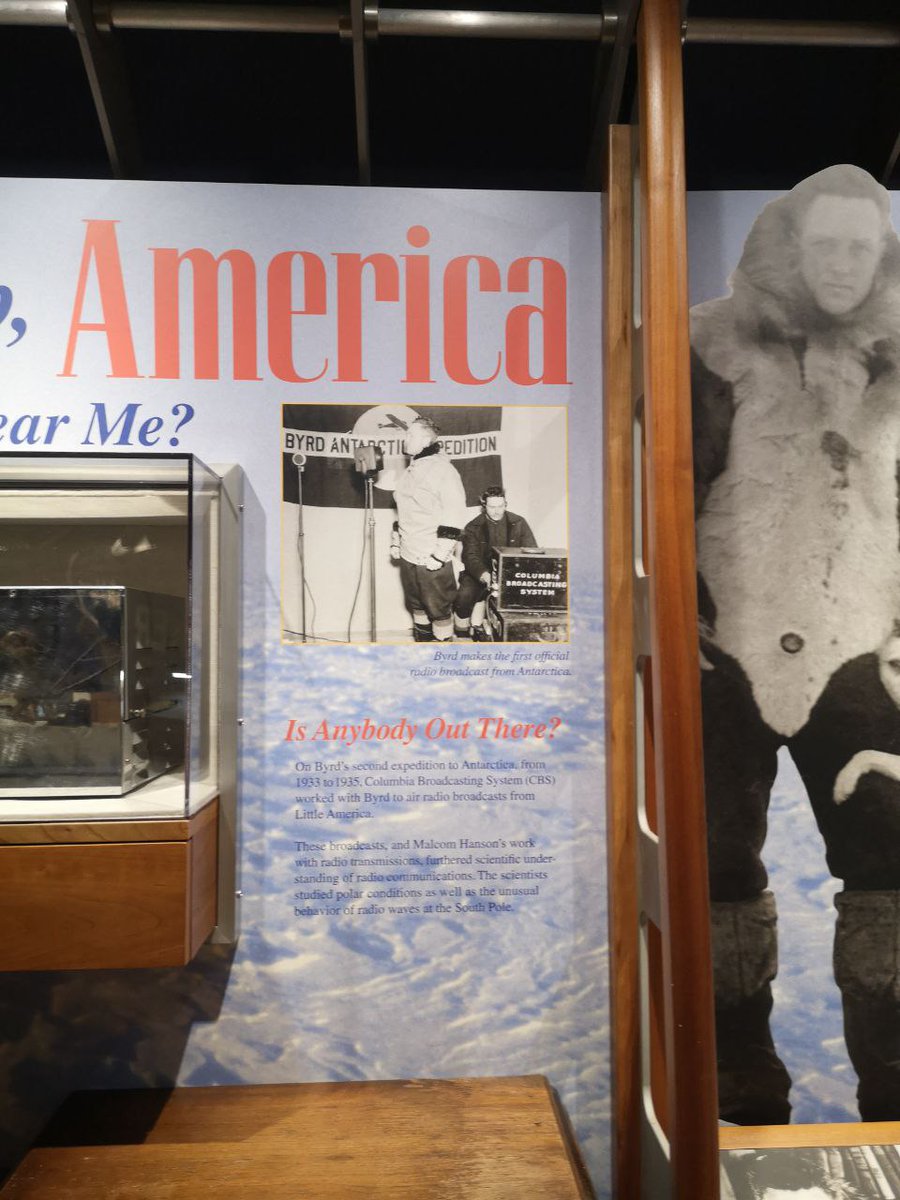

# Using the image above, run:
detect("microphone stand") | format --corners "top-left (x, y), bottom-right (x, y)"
top-left (365, 472), bottom-right (377, 643)
top-left (292, 453), bottom-right (307, 643)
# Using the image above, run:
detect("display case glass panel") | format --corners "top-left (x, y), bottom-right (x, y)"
top-left (0, 453), bottom-right (224, 820)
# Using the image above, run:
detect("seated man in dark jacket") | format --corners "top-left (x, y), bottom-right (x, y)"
top-left (454, 486), bottom-right (537, 639)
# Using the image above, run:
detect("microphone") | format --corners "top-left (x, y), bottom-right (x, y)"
top-left (292, 452), bottom-right (307, 472)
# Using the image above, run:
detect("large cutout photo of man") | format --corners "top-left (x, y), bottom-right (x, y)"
top-left (692, 165), bottom-right (900, 1124)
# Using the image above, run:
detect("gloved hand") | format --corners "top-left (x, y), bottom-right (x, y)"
top-left (426, 536), bottom-right (455, 571)
top-left (390, 527), bottom-right (401, 562)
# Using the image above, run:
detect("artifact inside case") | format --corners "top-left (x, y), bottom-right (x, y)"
top-left (0, 587), bottom-right (185, 795)
top-left (0, 453), bottom-right (229, 808)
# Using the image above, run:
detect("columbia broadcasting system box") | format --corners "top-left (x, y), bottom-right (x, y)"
top-left (489, 547), bottom-right (568, 611)
top-left (487, 547), bottom-right (569, 642)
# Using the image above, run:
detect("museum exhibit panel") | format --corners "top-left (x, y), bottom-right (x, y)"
top-left (0, 0), bottom-right (896, 1197)
top-left (0, 191), bottom-right (604, 1194)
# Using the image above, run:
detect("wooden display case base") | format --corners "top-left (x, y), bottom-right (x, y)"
top-left (0, 799), bottom-right (218, 971)
top-left (0, 1076), bottom-right (594, 1199)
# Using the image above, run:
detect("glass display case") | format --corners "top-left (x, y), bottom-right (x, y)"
top-left (0, 453), bottom-right (234, 820)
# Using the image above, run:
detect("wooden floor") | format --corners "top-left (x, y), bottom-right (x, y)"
top-left (0, 1075), bottom-right (595, 1199)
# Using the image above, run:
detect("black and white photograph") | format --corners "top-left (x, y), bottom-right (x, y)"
top-left (281, 403), bottom-right (568, 644)
top-left (721, 1143), bottom-right (900, 1200)
top-left (692, 164), bottom-right (900, 1125)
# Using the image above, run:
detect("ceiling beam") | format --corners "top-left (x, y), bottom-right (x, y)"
top-left (585, 0), bottom-right (638, 188)
top-left (344, 0), bottom-right (374, 184)
top-left (66, 0), bottom-right (142, 178)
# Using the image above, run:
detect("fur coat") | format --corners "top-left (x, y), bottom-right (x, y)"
top-left (692, 169), bottom-right (900, 736)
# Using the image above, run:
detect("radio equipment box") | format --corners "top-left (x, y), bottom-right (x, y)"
top-left (487, 600), bottom-right (569, 643)
top-left (490, 547), bottom-right (568, 611)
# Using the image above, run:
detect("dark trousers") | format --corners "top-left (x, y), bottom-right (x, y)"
top-left (454, 572), bottom-right (487, 620)
top-left (704, 646), bottom-right (900, 1121)
top-left (704, 648), bottom-right (900, 899)
top-left (399, 559), bottom-right (457, 623)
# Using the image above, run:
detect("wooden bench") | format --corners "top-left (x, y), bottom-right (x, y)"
top-left (0, 1075), bottom-right (595, 1199)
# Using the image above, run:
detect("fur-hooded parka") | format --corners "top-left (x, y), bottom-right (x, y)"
top-left (691, 165), bottom-right (900, 736)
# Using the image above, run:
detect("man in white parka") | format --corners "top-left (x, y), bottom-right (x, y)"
top-left (692, 164), bottom-right (900, 1124)
top-left (392, 415), bottom-right (467, 643)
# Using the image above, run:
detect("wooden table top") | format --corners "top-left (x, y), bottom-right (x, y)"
top-left (720, 1121), bottom-right (900, 1150)
top-left (1, 1075), bottom-right (595, 1199)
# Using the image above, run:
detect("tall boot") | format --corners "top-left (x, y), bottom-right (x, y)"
top-left (711, 891), bottom-right (792, 1124)
top-left (432, 616), bottom-right (454, 643)
top-left (834, 889), bottom-right (900, 1120)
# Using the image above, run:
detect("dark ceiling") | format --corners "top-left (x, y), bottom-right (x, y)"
top-left (0, 0), bottom-right (897, 191)
top-left (683, 0), bottom-right (899, 190)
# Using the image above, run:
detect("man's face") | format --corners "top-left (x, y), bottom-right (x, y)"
top-left (798, 194), bottom-right (883, 316)
top-left (484, 496), bottom-right (508, 523)
top-left (404, 421), bottom-right (432, 456)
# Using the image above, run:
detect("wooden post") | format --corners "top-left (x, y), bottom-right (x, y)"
top-left (637, 0), bottom-right (719, 1193)
top-left (603, 121), bottom-right (641, 1199)
top-left (604, 0), bottom-right (721, 1194)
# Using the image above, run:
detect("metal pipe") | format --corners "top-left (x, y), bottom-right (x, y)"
top-left (685, 17), bottom-right (900, 49)
top-left (349, 0), bottom-right (372, 184)
top-left (0, 0), bottom-right (65, 25)
top-left (0, 1), bottom-right (895, 48)
top-left (110, 3), bottom-right (603, 40)
top-left (108, 2), bottom-right (339, 34)
top-left (378, 9), bottom-right (603, 40)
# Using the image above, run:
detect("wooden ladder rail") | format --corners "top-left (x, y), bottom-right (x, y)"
top-left (603, 0), bottom-right (719, 1195)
